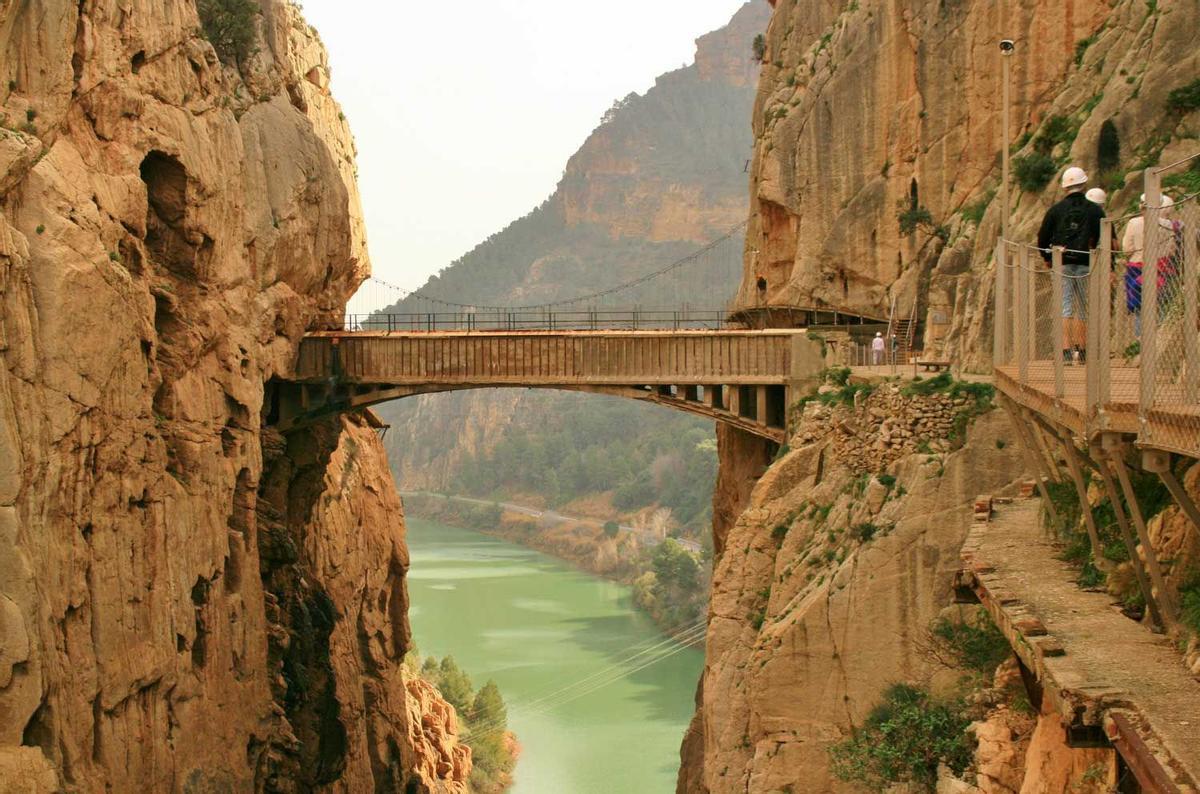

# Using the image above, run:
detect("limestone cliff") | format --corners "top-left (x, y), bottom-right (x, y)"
top-left (740, 0), bottom-right (1200, 369)
top-left (679, 379), bottom-right (1024, 791)
top-left (0, 1), bottom-right (465, 790)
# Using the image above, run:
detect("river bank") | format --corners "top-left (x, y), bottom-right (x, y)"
top-left (405, 518), bottom-right (704, 792)
top-left (403, 493), bottom-right (710, 638)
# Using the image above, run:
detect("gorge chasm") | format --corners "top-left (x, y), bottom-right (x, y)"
top-left (4, 0), bottom-right (1200, 792)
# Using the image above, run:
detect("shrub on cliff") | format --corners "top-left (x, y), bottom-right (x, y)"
top-left (198, 0), bottom-right (258, 64)
top-left (1013, 152), bottom-right (1057, 193)
top-left (829, 684), bottom-right (973, 790)
top-left (1166, 79), bottom-right (1200, 115)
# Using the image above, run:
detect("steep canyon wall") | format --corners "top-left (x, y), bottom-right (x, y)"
top-left (0, 1), bottom-right (465, 790)
top-left (684, 0), bottom-right (1200, 789)
top-left (740, 0), bottom-right (1199, 369)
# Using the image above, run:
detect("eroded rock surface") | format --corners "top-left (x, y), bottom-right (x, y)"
top-left (0, 1), bottom-right (464, 790)
top-left (740, 0), bottom-right (1200, 368)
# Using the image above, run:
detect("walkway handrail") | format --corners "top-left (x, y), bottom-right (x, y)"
top-left (993, 159), bottom-right (1200, 458)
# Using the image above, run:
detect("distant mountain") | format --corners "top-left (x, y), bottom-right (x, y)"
top-left (379, 2), bottom-right (771, 532)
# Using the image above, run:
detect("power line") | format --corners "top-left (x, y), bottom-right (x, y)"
top-left (364, 221), bottom-right (748, 313)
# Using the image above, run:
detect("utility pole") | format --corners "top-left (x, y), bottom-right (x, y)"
top-left (1000, 37), bottom-right (1015, 242)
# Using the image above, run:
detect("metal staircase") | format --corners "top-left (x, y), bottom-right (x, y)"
top-left (885, 297), bottom-right (919, 364)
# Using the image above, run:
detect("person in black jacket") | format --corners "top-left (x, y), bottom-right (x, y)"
top-left (1036, 166), bottom-right (1105, 363)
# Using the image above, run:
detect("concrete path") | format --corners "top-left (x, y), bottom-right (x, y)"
top-left (965, 496), bottom-right (1200, 790)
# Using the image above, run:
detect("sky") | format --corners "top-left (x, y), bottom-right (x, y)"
top-left (300, 0), bottom-right (750, 312)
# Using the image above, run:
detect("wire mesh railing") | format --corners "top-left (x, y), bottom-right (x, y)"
top-left (994, 158), bottom-right (1200, 457)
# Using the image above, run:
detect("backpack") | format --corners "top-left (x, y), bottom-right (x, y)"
top-left (1052, 197), bottom-right (1092, 253)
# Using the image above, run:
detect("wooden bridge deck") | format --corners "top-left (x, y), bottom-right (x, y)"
top-left (281, 329), bottom-right (820, 441)
top-left (995, 362), bottom-right (1200, 456)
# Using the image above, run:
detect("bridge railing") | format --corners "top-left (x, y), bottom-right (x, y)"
top-left (328, 308), bottom-right (733, 333)
top-left (993, 157), bottom-right (1200, 457)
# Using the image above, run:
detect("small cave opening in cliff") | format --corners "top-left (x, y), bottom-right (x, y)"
top-left (190, 576), bottom-right (211, 668)
top-left (140, 150), bottom-right (198, 278)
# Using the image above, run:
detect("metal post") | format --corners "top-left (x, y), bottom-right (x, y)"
top-left (1054, 425), bottom-right (1111, 573)
top-left (1186, 220), bottom-right (1199, 403)
top-left (1052, 246), bottom-right (1065, 397)
top-left (1001, 41), bottom-right (1012, 243)
top-left (1096, 451), bottom-right (1166, 632)
top-left (994, 241), bottom-right (1008, 367)
top-left (1016, 245), bottom-right (1029, 383)
top-left (1141, 168), bottom-right (1162, 443)
top-left (1098, 223), bottom-right (1113, 410)
top-left (999, 397), bottom-right (1060, 527)
top-left (1108, 447), bottom-right (1176, 624)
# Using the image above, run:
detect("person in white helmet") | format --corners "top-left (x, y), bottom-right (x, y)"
top-left (871, 331), bottom-right (885, 365)
top-left (1122, 194), bottom-right (1179, 336)
top-left (1037, 166), bottom-right (1105, 363)
top-left (1085, 187), bottom-right (1107, 206)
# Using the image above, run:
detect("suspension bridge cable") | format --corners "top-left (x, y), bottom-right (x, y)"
top-left (362, 220), bottom-right (748, 313)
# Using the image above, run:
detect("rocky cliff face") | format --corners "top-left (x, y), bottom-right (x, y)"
top-left (740, 0), bottom-right (1199, 368)
top-left (0, 1), bottom-right (465, 790)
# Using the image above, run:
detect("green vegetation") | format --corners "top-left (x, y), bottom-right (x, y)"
top-left (1044, 464), bottom-right (1175, 607)
top-left (451, 399), bottom-right (717, 533)
top-left (603, 520), bottom-right (620, 538)
top-left (897, 202), bottom-right (933, 236)
top-left (851, 522), bottom-right (878, 542)
top-left (198, 0), bottom-right (259, 64)
top-left (752, 34), bottom-right (766, 63)
top-left (829, 684), bottom-right (973, 790)
top-left (1074, 35), bottom-right (1096, 67)
top-left (929, 608), bottom-right (1012, 681)
top-left (1014, 152), bottom-right (1057, 192)
top-left (1034, 114), bottom-right (1081, 154)
top-left (35, 224), bottom-right (44, 235)
top-left (412, 654), bottom-right (516, 792)
top-left (1164, 157), bottom-right (1200, 196)
top-left (1181, 575), bottom-right (1200, 635)
top-left (633, 539), bottom-right (706, 629)
top-left (1166, 78), bottom-right (1200, 115)
top-left (961, 191), bottom-right (995, 225)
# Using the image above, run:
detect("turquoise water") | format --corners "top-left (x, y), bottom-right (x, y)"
top-left (406, 519), bottom-right (704, 793)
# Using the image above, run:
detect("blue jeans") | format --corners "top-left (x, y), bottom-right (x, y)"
top-left (1061, 263), bottom-right (1089, 318)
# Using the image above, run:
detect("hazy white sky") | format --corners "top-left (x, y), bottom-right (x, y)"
top-left (300, 0), bottom-right (749, 309)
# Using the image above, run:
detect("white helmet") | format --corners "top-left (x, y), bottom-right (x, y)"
top-left (1085, 188), bottom-right (1106, 206)
top-left (1061, 166), bottom-right (1088, 190)
top-left (875, 332), bottom-right (882, 337)
top-left (1141, 193), bottom-right (1176, 209)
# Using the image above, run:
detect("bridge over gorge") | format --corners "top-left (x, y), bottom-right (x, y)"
top-left (271, 220), bottom-right (890, 442)
top-left (274, 327), bottom-right (821, 443)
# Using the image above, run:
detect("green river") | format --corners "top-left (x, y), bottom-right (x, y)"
top-left (406, 519), bottom-right (705, 793)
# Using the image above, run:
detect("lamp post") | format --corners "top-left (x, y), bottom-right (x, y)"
top-left (1000, 38), bottom-right (1015, 242)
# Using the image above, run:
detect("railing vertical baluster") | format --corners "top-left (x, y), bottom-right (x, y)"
top-left (1142, 168), bottom-right (1162, 445)
top-left (1016, 245), bottom-right (1029, 384)
top-left (994, 241), bottom-right (1008, 367)
top-left (1185, 216), bottom-right (1199, 404)
top-left (1052, 246), bottom-right (1065, 398)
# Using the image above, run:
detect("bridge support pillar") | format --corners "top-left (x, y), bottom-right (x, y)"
top-left (756, 386), bottom-right (769, 428)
